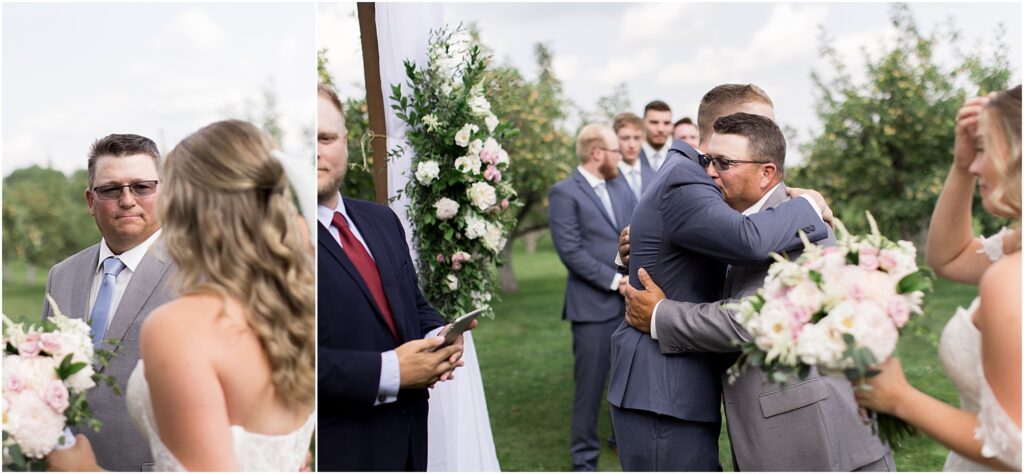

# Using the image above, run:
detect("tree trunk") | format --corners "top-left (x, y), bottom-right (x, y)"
top-left (25, 263), bottom-right (36, 284)
top-left (523, 229), bottom-right (545, 255)
top-left (499, 242), bottom-right (518, 293)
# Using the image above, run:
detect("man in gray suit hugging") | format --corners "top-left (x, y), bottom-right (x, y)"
top-left (42, 134), bottom-right (175, 471)
top-left (549, 123), bottom-right (637, 471)
top-left (621, 113), bottom-right (894, 471)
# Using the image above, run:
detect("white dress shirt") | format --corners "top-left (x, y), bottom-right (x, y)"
top-left (641, 140), bottom-right (673, 172)
top-left (618, 160), bottom-right (643, 199)
top-left (318, 192), bottom-right (442, 405)
top-left (88, 229), bottom-right (162, 331)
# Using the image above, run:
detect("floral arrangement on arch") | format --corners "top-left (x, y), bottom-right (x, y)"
top-left (390, 26), bottom-right (518, 320)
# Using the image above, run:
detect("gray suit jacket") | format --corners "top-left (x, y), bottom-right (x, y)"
top-left (609, 142), bottom-right (829, 423)
top-left (654, 185), bottom-right (892, 471)
top-left (548, 170), bottom-right (637, 323)
top-left (42, 239), bottom-right (176, 472)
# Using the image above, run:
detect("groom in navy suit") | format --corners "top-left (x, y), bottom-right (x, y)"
top-left (549, 123), bottom-right (637, 471)
top-left (316, 84), bottom-right (467, 471)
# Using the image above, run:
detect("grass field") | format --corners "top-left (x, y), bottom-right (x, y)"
top-left (474, 234), bottom-right (975, 472)
top-left (2, 235), bottom-right (975, 471)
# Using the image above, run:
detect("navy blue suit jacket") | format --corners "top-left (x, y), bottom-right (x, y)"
top-left (317, 197), bottom-right (445, 471)
top-left (548, 170), bottom-right (637, 323)
top-left (608, 140), bottom-right (828, 423)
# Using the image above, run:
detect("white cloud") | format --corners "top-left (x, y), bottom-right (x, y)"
top-left (551, 54), bottom-right (582, 82)
top-left (749, 3), bottom-right (827, 63)
top-left (162, 8), bottom-right (227, 52)
top-left (618, 3), bottom-right (698, 44)
top-left (318, 3), bottom-right (365, 100)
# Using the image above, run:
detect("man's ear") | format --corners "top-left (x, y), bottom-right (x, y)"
top-left (85, 188), bottom-right (96, 217)
top-left (761, 163), bottom-right (778, 187)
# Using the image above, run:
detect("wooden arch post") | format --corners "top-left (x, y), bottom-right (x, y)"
top-left (357, 2), bottom-right (389, 205)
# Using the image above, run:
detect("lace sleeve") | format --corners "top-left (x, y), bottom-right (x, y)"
top-left (976, 228), bottom-right (1009, 262)
top-left (975, 365), bottom-right (1022, 471)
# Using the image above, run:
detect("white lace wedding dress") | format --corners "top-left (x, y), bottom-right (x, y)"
top-left (936, 230), bottom-right (1021, 471)
top-left (126, 361), bottom-right (316, 471)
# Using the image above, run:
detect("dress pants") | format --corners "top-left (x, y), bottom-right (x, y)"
top-left (610, 404), bottom-right (721, 471)
top-left (570, 318), bottom-right (620, 471)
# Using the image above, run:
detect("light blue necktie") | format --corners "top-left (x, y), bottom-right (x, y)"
top-left (595, 182), bottom-right (617, 228)
top-left (90, 257), bottom-right (126, 347)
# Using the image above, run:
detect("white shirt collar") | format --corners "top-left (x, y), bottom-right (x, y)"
top-left (577, 165), bottom-right (606, 188)
top-left (96, 229), bottom-right (162, 274)
top-left (742, 183), bottom-right (783, 216)
top-left (618, 159), bottom-right (642, 175)
top-left (317, 192), bottom-right (349, 228)
top-left (642, 140), bottom-right (672, 161)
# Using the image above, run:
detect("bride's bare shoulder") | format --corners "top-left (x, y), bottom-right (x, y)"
top-left (140, 292), bottom-right (249, 358)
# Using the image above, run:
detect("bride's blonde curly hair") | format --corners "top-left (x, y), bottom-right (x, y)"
top-left (159, 120), bottom-right (315, 407)
top-left (981, 85), bottom-right (1022, 251)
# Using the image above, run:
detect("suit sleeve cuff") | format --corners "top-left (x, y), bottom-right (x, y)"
top-left (425, 326), bottom-right (445, 339)
top-left (376, 350), bottom-right (400, 405)
top-left (610, 273), bottom-right (623, 291)
top-left (650, 299), bottom-right (664, 340)
top-left (798, 194), bottom-right (824, 223)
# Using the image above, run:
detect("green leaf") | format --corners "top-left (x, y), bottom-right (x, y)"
top-left (897, 270), bottom-right (933, 294)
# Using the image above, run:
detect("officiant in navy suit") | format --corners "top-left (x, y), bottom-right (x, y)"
top-left (315, 84), bottom-right (469, 472)
top-left (549, 123), bottom-right (637, 471)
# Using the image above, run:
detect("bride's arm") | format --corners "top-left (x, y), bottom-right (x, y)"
top-left (924, 96), bottom-right (992, 284)
top-left (141, 301), bottom-right (239, 471)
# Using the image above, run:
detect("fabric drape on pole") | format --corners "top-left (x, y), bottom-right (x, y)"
top-left (374, 4), bottom-right (501, 472)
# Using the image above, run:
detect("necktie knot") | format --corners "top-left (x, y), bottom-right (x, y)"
top-left (103, 257), bottom-right (126, 277)
top-left (331, 212), bottom-right (350, 231)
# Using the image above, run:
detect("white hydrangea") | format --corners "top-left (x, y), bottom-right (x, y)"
top-left (485, 114), bottom-right (499, 133)
top-left (434, 198), bottom-right (460, 220)
top-left (455, 124), bottom-right (479, 147)
top-left (415, 160), bottom-right (441, 185)
top-left (464, 213), bottom-right (488, 240)
top-left (454, 155), bottom-right (482, 175)
top-left (467, 182), bottom-right (497, 210)
top-left (482, 222), bottom-right (506, 253)
top-left (3, 390), bottom-right (65, 459)
top-left (468, 95), bottom-right (492, 116)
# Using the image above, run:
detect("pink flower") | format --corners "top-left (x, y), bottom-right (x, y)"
top-left (41, 381), bottom-right (69, 413)
top-left (4, 373), bottom-right (25, 393)
top-left (436, 253), bottom-right (446, 264)
top-left (39, 333), bottom-right (62, 355)
top-left (480, 149), bottom-right (499, 165)
top-left (878, 250), bottom-right (899, 272)
top-left (859, 247), bottom-right (880, 271)
top-left (451, 251), bottom-right (471, 271)
top-left (484, 164), bottom-right (501, 182)
top-left (18, 333), bottom-right (41, 357)
top-left (501, 199), bottom-right (509, 209)
top-left (886, 297), bottom-right (911, 328)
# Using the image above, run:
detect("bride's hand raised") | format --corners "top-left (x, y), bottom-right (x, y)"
top-left (45, 434), bottom-right (101, 472)
top-left (953, 95), bottom-right (992, 172)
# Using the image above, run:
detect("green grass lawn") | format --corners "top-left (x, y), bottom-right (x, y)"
top-left (2, 260), bottom-right (49, 321)
top-left (475, 234), bottom-right (976, 471)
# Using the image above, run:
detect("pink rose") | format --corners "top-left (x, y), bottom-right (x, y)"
top-left (18, 333), bottom-right (41, 357)
top-left (41, 380), bottom-right (69, 413)
top-left (480, 149), bottom-right (499, 165)
top-left (859, 247), bottom-right (879, 271)
top-left (4, 373), bottom-right (25, 393)
top-left (451, 251), bottom-right (471, 271)
top-left (39, 333), bottom-right (62, 355)
top-left (878, 250), bottom-right (899, 272)
top-left (484, 164), bottom-right (501, 182)
top-left (886, 297), bottom-right (911, 328)
top-left (501, 199), bottom-right (509, 209)
top-left (436, 253), bottom-right (445, 264)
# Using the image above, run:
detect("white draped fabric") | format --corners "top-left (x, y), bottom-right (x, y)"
top-left (374, 4), bottom-right (500, 471)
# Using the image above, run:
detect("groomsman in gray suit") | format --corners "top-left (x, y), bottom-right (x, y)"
top-left (42, 134), bottom-right (174, 471)
top-left (613, 113), bottom-right (651, 201)
top-left (623, 112), bottom-right (895, 471)
top-left (549, 123), bottom-right (637, 471)
top-left (638, 100), bottom-right (674, 175)
top-left (608, 84), bottom-right (834, 471)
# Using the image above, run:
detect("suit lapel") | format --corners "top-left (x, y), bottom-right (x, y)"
top-left (106, 241), bottom-right (171, 348)
top-left (70, 246), bottom-right (100, 321)
top-left (573, 170), bottom-right (616, 231)
top-left (607, 177), bottom-right (633, 232)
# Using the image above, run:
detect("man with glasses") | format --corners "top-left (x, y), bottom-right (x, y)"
top-left (41, 133), bottom-right (174, 471)
top-left (548, 123), bottom-right (636, 471)
top-left (607, 84), bottom-right (834, 471)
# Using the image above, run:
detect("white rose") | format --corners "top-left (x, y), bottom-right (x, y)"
top-left (482, 222), bottom-right (506, 253)
top-left (467, 182), bottom-right (497, 210)
top-left (454, 124), bottom-right (479, 147)
top-left (434, 198), bottom-right (460, 220)
top-left (795, 322), bottom-right (846, 368)
top-left (468, 95), bottom-right (491, 116)
top-left (454, 155), bottom-right (482, 175)
top-left (485, 114), bottom-right (499, 133)
top-left (496, 148), bottom-right (510, 166)
top-left (464, 213), bottom-right (488, 240)
top-left (415, 161), bottom-right (441, 185)
top-left (446, 274), bottom-right (459, 291)
top-left (747, 300), bottom-right (798, 365)
top-left (468, 139), bottom-right (483, 156)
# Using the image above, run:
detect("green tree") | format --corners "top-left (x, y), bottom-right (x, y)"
top-left (3, 166), bottom-right (100, 282)
top-left (794, 4), bottom-right (1013, 241)
top-left (318, 48), bottom-right (377, 201)
top-left (487, 43), bottom-right (577, 291)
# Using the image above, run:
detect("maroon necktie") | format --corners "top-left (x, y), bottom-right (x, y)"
top-left (332, 212), bottom-right (399, 341)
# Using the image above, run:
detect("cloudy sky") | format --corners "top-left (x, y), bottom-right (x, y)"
top-left (320, 2), bottom-right (1021, 164)
top-left (3, 3), bottom-right (315, 175)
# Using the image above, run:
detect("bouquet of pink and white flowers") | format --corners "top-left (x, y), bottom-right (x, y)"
top-left (728, 212), bottom-right (933, 446)
top-left (2, 296), bottom-right (118, 471)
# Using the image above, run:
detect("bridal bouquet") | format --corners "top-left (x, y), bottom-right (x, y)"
top-left (728, 212), bottom-right (933, 446)
top-left (390, 25), bottom-right (518, 320)
top-left (2, 296), bottom-right (117, 471)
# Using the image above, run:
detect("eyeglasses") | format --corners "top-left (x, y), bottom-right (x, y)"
top-left (90, 180), bottom-right (159, 200)
top-left (700, 154), bottom-right (769, 172)
top-left (598, 147), bottom-right (623, 156)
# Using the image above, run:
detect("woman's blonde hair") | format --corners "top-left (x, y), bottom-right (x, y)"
top-left (159, 120), bottom-right (315, 407)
